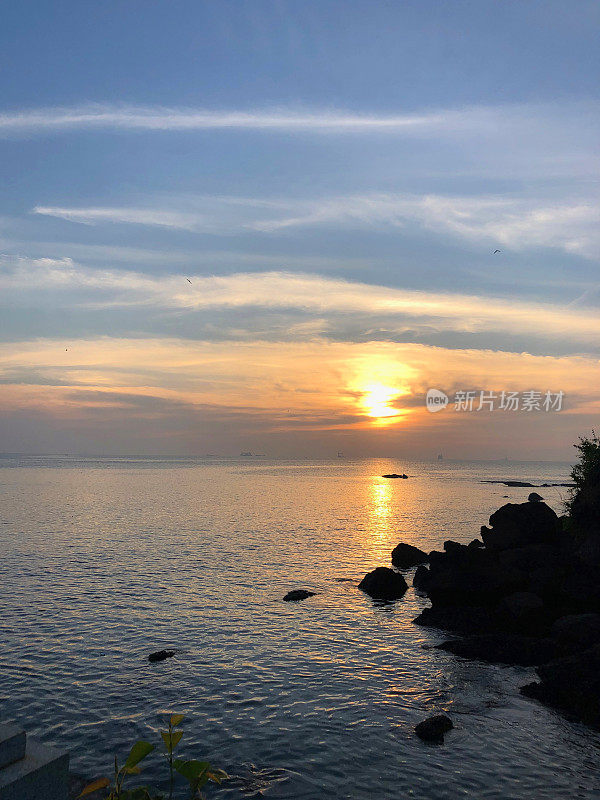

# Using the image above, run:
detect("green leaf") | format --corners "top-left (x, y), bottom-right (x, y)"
top-left (160, 730), bottom-right (182, 753)
top-left (124, 741), bottom-right (154, 770)
top-left (173, 759), bottom-right (210, 783)
top-left (169, 713), bottom-right (185, 727)
top-left (78, 777), bottom-right (110, 797)
top-left (207, 768), bottom-right (229, 784)
top-left (171, 730), bottom-right (183, 749)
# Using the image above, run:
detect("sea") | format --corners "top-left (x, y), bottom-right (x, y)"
top-left (1, 455), bottom-right (599, 799)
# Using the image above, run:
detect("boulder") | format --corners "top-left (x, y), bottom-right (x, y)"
top-left (528, 492), bottom-right (544, 502)
top-left (414, 714), bottom-right (453, 743)
top-left (148, 649), bottom-right (175, 663)
top-left (481, 501), bottom-right (561, 551)
top-left (551, 613), bottom-right (600, 652)
top-left (424, 551), bottom-right (528, 607)
top-left (467, 539), bottom-right (484, 550)
top-left (495, 591), bottom-right (545, 632)
top-left (443, 540), bottom-right (466, 556)
top-left (391, 542), bottom-right (428, 569)
top-left (358, 567), bottom-right (408, 600)
top-left (438, 634), bottom-right (557, 666)
top-left (413, 565), bottom-right (430, 591)
top-left (521, 644), bottom-right (600, 729)
top-left (283, 589), bottom-right (316, 602)
top-left (414, 605), bottom-right (493, 635)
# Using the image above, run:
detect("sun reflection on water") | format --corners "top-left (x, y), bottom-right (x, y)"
top-left (365, 479), bottom-right (396, 563)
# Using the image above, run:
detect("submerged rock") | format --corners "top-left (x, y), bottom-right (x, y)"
top-left (391, 542), bottom-right (428, 569)
top-left (358, 567), bottom-right (408, 600)
top-left (414, 714), bottom-right (453, 743)
top-left (148, 649), bottom-right (175, 663)
top-left (283, 589), bottom-right (316, 602)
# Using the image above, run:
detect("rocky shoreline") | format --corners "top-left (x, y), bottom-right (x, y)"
top-left (362, 493), bottom-right (600, 730)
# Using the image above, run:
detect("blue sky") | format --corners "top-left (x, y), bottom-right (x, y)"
top-left (0, 1), bottom-right (598, 457)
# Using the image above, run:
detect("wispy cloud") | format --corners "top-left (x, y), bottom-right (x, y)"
top-left (32, 192), bottom-right (600, 258)
top-left (0, 101), bottom-right (596, 140)
top-left (3, 256), bottom-right (600, 346)
top-left (0, 103), bottom-right (498, 136)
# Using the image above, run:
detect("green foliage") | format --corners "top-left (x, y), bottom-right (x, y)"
top-left (79, 714), bottom-right (227, 800)
top-left (566, 431), bottom-right (600, 537)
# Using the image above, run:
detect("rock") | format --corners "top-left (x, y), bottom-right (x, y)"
top-left (438, 634), bottom-right (557, 666)
top-left (148, 649), bottom-right (175, 663)
top-left (521, 644), bottom-right (600, 729)
top-left (391, 542), bottom-right (428, 569)
top-left (358, 567), bottom-right (408, 600)
top-left (414, 714), bottom-right (453, 743)
top-left (481, 501), bottom-right (561, 551)
top-left (443, 540), bottom-right (466, 555)
top-left (413, 565), bottom-right (430, 591)
top-left (423, 548), bottom-right (527, 608)
top-left (414, 605), bottom-right (493, 635)
top-left (551, 613), bottom-right (600, 652)
top-left (528, 492), bottom-right (544, 502)
top-left (382, 473), bottom-right (408, 479)
top-left (467, 539), bottom-right (484, 549)
top-left (495, 591), bottom-right (545, 632)
top-left (283, 589), bottom-right (316, 601)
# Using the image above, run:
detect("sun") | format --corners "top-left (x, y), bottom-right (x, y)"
top-left (362, 384), bottom-right (402, 420)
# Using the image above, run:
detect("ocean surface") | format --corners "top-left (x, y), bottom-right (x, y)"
top-left (1, 455), bottom-right (599, 799)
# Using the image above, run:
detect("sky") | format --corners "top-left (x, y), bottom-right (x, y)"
top-left (0, 0), bottom-right (599, 459)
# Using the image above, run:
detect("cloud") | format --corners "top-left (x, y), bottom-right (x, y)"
top-left (0, 102), bottom-right (525, 136)
top-left (32, 192), bottom-right (600, 258)
top-left (2, 256), bottom-right (600, 348)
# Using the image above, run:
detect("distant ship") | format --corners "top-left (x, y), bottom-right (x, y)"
top-left (240, 451), bottom-right (253, 457)
top-left (437, 453), bottom-right (444, 461)
top-left (337, 451), bottom-right (344, 458)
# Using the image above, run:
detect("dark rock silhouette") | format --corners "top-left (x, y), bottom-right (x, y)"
top-left (438, 634), bottom-right (557, 666)
top-left (414, 714), bottom-right (453, 743)
top-left (413, 436), bottom-right (600, 729)
top-left (358, 567), bottom-right (408, 600)
top-left (382, 473), bottom-right (408, 479)
top-left (283, 589), bottom-right (316, 602)
top-left (480, 500), bottom-right (560, 551)
top-left (551, 613), bottom-right (600, 652)
top-left (391, 542), bottom-right (428, 569)
top-left (415, 605), bottom-right (493, 635)
top-left (413, 564), bottom-right (430, 591)
top-left (521, 644), bottom-right (600, 729)
top-left (148, 649), bottom-right (175, 663)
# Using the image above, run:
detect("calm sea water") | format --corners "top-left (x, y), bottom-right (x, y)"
top-left (1, 456), bottom-right (599, 799)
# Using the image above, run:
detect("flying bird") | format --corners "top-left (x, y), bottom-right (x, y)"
top-left (493, 249), bottom-right (501, 254)
top-left (186, 278), bottom-right (192, 283)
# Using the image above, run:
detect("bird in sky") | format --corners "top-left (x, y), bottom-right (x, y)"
top-left (493, 249), bottom-right (502, 254)
top-left (186, 278), bottom-right (192, 283)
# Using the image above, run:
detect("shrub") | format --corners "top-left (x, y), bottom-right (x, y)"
top-left (566, 432), bottom-right (600, 537)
